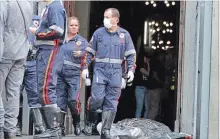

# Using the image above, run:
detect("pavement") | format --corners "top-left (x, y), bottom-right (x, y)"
top-left (16, 135), bottom-right (100, 139)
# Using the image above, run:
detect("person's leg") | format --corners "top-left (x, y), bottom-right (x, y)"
top-left (102, 68), bottom-right (121, 139)
top-left (34, 48), bottom-right (61, 139)
top-left (24, 60), bottom-right (45, 135)
top-left (64, 67), bottom-right (81, 136)
top-left (135, 86), bottom-right (146, 118)
top-left (56, 70), bottom-right (68, 137)
top-left (0, 59), bottom-right (14, 138)
top-left (144, 87), bottom-right (149, 118)
top-left (83, 67), bottom-right (106, 136)
top-left (147, 88), bottom-right (162, 120)
top-left (3, 59), bottom-right (25, 138)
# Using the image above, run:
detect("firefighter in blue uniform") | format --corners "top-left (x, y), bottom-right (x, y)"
top-left (82, 58), bottom-right (127, 136)
top-left (56, 16), bottom-right (87, 136)
top-left (29, 0), bottom-right (67, 138)
top-left (25, 15), bottom-right (45, 135)
top-left (82, 8), bottom-right (136, 139)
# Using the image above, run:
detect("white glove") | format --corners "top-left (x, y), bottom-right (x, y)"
top-left (121, 78), bottom-right (126, 89)
top-left (85, 78), bottom-right (91, 86)
top-left (127, 71), bottom-right (134, 83)
top-left (82, 69), bottom-right (89, 80)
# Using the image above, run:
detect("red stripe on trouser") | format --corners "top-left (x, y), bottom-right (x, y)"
top-left (76, 92), bottom-right (81, 114)
top-left (44, 40), bottom-right (59, 104)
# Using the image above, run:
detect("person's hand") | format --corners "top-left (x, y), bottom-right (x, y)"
top-left (140, 68), bottom-right (146, 74)
top-left (73, 51), bottom-right (81, 57)
top-left (29, 26), bottom-right (38, 35)
top-left (127, 71), bottom-right (134, 83)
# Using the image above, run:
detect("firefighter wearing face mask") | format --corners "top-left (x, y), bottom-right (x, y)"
top-left (82, 8), bottom-right (136, 139)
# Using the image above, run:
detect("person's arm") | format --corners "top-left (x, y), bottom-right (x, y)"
top-left (0, 1), bottom-right (8, 60)
top-left (35, 7), bottom-right (65, 40)
top-left (82, 33), bottom-right (97, 70)
top-left (124, 32), bottom-right (136, 73)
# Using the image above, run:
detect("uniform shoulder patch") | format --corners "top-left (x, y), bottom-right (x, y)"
top-left (76, 40), bottom-right (82, 46)
top-left (120, 33), bottom-right (125, 38)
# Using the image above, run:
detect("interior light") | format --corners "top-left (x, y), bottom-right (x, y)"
top-left (162, 30), bottom-right (166, 33)
top-left (145, 1), bottom-right (149, 5)
top-left (153, 3), bottom-right (157, 7)
top-left (170, 22), bottom-right (173, 26)
top-left (144, 21), bottom-right (148, 45)
top-left (150, 29), bottom-right (153, 32)
top-left (152, 21), bottom-right (155, 25)
top-left (164, 0), bottom-right (168, 4)
top-left (149, 22), bottom-right (152, 25)
top-left (167, 41), bottom-right (171, 44)
top-left (159, 40), bottom-right (163, 44)
top-left (157, 45), bottom-right (159, 48)
top-left (170, 29), bottom-right (173, 33)
top-left (166, 24), bottom-right (169, 27)
top-left (151, 40), bottom-right (155, 44)
top-left (163, 21), bottom-right (166, 25)
top-left (153, 29), bottom-right (156, 33)
top-left (156, 28), bottom-right (160, 31)
top-left (162, 47), bottom-right (165, 50)
top-left (151, 0), bottom-right (154, 4)
top-left (166, 46), bottom-right (169, 49)
top-left (172, 1), bottom-right (175, 5)
top-left (166, 29), bottom-right (170, 32)
top-left (155, 23), bottom-right (159, 26)
top-left (166, 3), bottom-right (170, 7)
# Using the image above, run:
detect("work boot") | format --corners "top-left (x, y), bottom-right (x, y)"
top-left (72, 114), bottom-right (81, 136)
top-left (30, 108), bottom-right (45, 135)
top-left (0, 127), bottom-right (4, 139)
top-left (33, 106), bottom-right (62, 139)
top-left (82, 110), bottom-right (99, 136)
top-left (4, 132), bottom-right (16, 139)
top-left (60, 112), bottom-right (66, 136)
top-left (100, 111), bottom-right (116, 139)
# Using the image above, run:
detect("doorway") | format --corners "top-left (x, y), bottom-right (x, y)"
top-left (87, 1), bottom-right (180, 131)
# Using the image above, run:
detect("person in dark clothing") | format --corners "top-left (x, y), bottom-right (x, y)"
top-left (134, 51), bottom-right (150, 118)
top-left (146, 51), bottom-right (166, 120)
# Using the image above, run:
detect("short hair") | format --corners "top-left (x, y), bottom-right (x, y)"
top-left (68, 16), bottom-right (80, 27)
top-left (105, 8), bottom-right (120, 18)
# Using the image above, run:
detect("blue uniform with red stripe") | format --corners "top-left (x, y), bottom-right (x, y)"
top-left (83, 27), bottom-right (136, 112)
top-left (35, 1), bottom-right (67, 105)
top-left (56, 34), bottom-right (88, 114)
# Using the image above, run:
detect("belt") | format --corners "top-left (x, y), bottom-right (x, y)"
top-left (63, 60), bottom-right (81, 68)
top-left (35, 40), bottom-right (55, 46)
top-left (95, 58), bottom-right (122, 64)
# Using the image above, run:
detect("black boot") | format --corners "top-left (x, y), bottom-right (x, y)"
top-left (60, 112), bottom-right (65, 136)
top-left (0, 127), bottom-right (4, 139)
top-left (72, 114), bottom-right (81, 136)
top-left (30, 108), bottom-right (45, 135)
top-left (82, 110), bottom-right (99, 136)
top-left (33, 106), bottom-right (62, 139)
top-left (100, 111), bottom-right (116, 139)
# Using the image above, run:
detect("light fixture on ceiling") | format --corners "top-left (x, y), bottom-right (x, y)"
top-left (145, 1), bottom-right (149, 5)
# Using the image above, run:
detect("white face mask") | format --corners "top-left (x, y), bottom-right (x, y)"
top-left (103, 18), bottom-right (112, 29)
